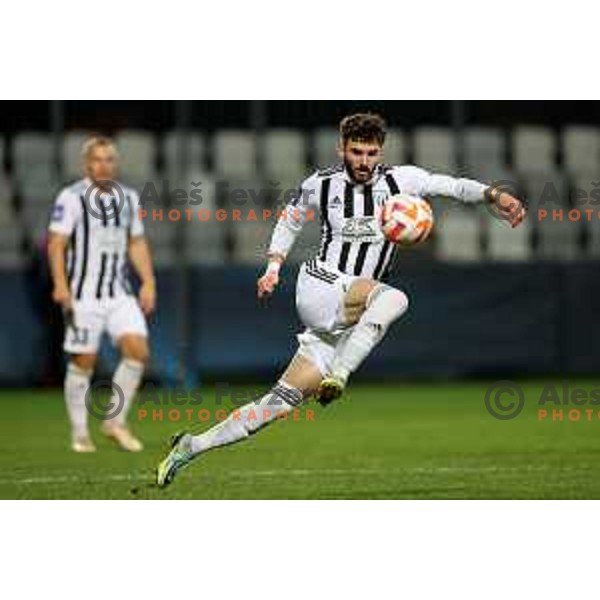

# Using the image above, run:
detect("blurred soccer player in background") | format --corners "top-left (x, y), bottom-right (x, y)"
top-left (157, 113), bottom-right (525, 487)
top-left (48, 137), bottom-right (156, 452)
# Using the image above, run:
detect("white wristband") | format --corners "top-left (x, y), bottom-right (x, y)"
top-left (266, 260), bottom-right (281, 276)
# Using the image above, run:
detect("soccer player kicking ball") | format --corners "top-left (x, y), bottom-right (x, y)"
top-left (156, 113), bottom-right (525, 487)
top-left (48, 137), bottom-right (156, 453)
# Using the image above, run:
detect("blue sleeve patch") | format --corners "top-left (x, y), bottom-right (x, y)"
top-left (51, 204), bottom-right (64, 222)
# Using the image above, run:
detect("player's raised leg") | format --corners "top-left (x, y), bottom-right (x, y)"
top-left (317, 279), bottom-right (409, 404)
top-left (102, 333), bottom-right (148, 452)
top-left (156, 352), bottom-right (323, 488)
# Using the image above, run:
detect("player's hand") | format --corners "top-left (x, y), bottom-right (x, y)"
top-left (494, 192), bottom-right (527, 228)
top-left (257, 272), bottom-right (279, 299)
top-left (139, 281), bottom-right (156, 315)
top-left (52, 283), bottom-right (72, 311)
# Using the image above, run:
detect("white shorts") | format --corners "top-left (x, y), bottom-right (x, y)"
top-left (63, 294), bottom-right (148, 355)
top-left (295, 259), bottom-right (359, 376)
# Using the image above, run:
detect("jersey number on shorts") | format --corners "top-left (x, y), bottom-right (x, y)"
top-left (69, 326), bottom-right (89, 346)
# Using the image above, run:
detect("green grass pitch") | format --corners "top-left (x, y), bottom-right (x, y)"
top-left (1, 380), bottom-right (599, 499)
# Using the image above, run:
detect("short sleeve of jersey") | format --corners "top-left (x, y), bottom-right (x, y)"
top-left (128, 190), bottom-right (144, 237)
top-left (48, 189), bottom-right (81, 236)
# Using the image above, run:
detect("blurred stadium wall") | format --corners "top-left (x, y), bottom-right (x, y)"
top-left (1, 100), bottom-right (600, 385)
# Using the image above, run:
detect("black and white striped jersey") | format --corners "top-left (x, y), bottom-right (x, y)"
top-left (49, 178), bottom-right (144, 302)
top-left (269, 164), bottom-right (488, 280)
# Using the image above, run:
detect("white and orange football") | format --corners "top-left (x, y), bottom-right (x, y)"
top-left (380, 194), bottom-right (434, 246)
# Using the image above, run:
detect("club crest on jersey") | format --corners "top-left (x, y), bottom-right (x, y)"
top-left (51, 204), bottom-right (64, 221)
top-left (341, 216), bottom-right (383, 241)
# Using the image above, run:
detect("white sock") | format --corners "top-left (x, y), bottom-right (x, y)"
top-left (190, 381), bottom-right (303, 455)
top-left (106, 359), bottom-right (145, 428)
top-left (65, 363), bottom-right (93, 439)
top-left (331, 285), bottom-right (409, 382)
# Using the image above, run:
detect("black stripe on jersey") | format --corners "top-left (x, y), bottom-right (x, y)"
top-left (67, 231), bottom-right (77, 285)
top-left (343, 180), bottom-right (354, 218)
top-left (305, 261), bottom-right (338, 283)
top-left (308, 270), bottom-right (337, 283)
top-left (373, 174), bottom-right (402, 280)
top-left (99, 199), bottom-right (108, 227)
top-left (96, 252), bottom-right (108, 299)
top-left (306, 265), bottom-right (337, 283)
top-left (108, 252), bottom-right (119, 297)
top-left (306, 270), bottom-right (337, 285)
top-left (354, 243), bottom-right (370, 275)
top-left (373, 241), bottom-right (393, 280)
top-left (111, 197), bottom-right (120, 227)
top-left (338, 243), bottom-right (351, 272)
top-left (76, 195), bottom-right (90, 300)
top-left (306, 258), bottom-right (337, 278)
top-left (306, 258), bottom-right (338, 279)
top-left (319, 178), bottom-right (333, 261)
top-left (353, 184), bottom-right (374, 276)
top-left (385, 173), bottom-right (400, 195)
top-left (363, 183), bottom-right (374, 216)
top-left (338, 181), bottom-right (354, 272)
top-left (126, 195), bottom-right (133, 237)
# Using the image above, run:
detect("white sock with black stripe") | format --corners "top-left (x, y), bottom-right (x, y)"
top-left (189, 381), bottom-right (303, 455)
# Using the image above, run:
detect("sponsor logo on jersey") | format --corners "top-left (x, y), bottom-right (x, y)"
top-left (341, 216), bottom-right (383, 241)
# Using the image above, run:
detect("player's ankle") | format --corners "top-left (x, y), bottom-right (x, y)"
top-left (102, 421), bottom-right (122, 432)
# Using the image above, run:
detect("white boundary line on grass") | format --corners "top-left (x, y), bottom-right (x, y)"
top-left (0, 464), bottom-right (558, 486)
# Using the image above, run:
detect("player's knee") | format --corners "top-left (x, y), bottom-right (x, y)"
top-left (386, 287), bottom-right (409, 320)
top-left (133, 346), bottom-right (150, 364)
top-left (120, 337), bottom-right (150, 364)
top-left (366, 285), bottom-right (409, 324)
top-left (345, 278), bottom-right (378, 309)
top-left (70, 353), bottom-right (97, 372)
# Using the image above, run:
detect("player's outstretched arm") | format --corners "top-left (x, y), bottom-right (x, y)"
top-left (403, 166), bottom-right (527, 229)
top-left (128, 235), bottom-right (156, 315)
top-left (257, 173), bottom-right (319, 300)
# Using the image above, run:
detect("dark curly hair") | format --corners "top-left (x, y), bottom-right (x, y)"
top-left (339, 113), bottom-right (387, 146)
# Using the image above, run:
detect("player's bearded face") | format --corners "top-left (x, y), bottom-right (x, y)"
top-left (86, 146), bottom-right (118, 183)
top-left (341, 140), bottom-right (382, 183)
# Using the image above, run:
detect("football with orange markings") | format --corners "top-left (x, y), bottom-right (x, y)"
top-left (380, 194), bottom-right (434, 245)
